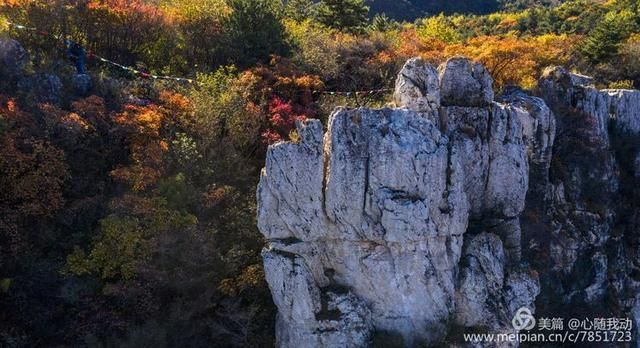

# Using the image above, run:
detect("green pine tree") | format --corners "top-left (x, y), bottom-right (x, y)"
top-left (225, 0), bottom-right (288, 66)
top-left (316, 0), bottom-right (369, 33)
top-left (581, 10), bottom-right (637, 63)
top-left (285, 0), bottom-right (316, 22)
top-left (369, 13), bottom-right (397, 32)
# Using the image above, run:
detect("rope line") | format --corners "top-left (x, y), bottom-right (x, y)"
top-left (7, 21), bottom-right (196, 83)
top-left (5, 20), bottom-right (393, 96)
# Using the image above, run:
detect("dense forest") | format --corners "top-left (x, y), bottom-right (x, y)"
top-left (365, 0), bottom-right (568, 20)
top-left (0, 0), bottom-right (639, 346)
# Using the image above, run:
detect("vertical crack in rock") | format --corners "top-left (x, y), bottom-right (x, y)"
top-left (363, 156), bottom-right (370, 215)
top-left (257, 58), bottom-right (640, 347)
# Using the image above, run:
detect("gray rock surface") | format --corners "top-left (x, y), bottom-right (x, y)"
top-left (605, 89), bottom-right (640, 134)
top-left (531, 64), bottom-right (640, 343)
top-left (18, 73), bottom-right (63, 104)
top-left (258, 58), bottom-right (544, 347)
top-left (72, 73), bottom-right (93, 96)
top-left (260, 110), bottom-right (469, 345)
top-left (440, 103), bottom-right (529, 219)
top-left (0, 38), bottom-right (28, 78)
top-left (258, 59), bottom-right (640, 347)
top-left (455, 233), bottom-right (539, 329)
top-left (263, 249), bottom-right (373, 348)
top-left (439, 56), bottom-right (494, 107)
top-left (394, 57), bottom-right (440, 115)
top-left (500, 88), bottom-right (556, 204)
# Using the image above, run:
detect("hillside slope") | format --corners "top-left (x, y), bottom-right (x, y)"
top-left (366, 0), bottom-right (566, 20)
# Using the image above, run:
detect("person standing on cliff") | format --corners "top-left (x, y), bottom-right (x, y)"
top-left (64, 39), bottom-right (86, 74)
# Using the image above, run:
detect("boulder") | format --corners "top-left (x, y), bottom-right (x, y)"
top-left (0, 38), bottom-right (28, 78)
top-left (18, 73), bottom-right (63, 104)
top-left (394, 57), bottom-right (440, 116)
top-left (72, 73), bottom-right (93, 96)
top-left (439, 56), bottom-right (494, 107)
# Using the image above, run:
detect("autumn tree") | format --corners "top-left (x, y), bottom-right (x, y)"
top-left (446, 34), bottom-right (575, 89)
top-left (617, 34), bottom-right (640, 87)
top-left (166, 0), bottom-right (232, 70)
top-left (417, 13), bottom-right (461, 43)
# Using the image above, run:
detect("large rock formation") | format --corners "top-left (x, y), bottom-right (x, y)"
top-left (531, 66), bottom-right (640, 344)
top-left (257, 59), bottom-right (640, 347)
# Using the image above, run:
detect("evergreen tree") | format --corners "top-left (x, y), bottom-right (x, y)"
top-left (316, 0), bottom-right (369, 33)
top-left (369, 13), bottom-right (397, 32)
top-left (225, 0), bottom-right (288, 67)
top-left (285, 0), bottom-right (316, 22)
top-left (581, 10), bottom-right (637, 63)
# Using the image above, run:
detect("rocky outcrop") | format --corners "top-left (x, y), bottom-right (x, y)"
top-left (258, 57), bottom-right (546, 347)
top-left (0, 38), bottom-right (28, 79)
top-left (531, 66), bottom-right (640, 344)
top-left (17, 73), bottom-right (63, 104)
top-left (0, 39), bottom-right (91, 103)
top-left (72, 73), bottom-right (93, 96)
top-left (259, 108), bottom-right (469, 346)
top-left (439, 56), bottom-right (494, 107)
top-left (258, 59), bottom-right (640, 347)
top-left (394, 57), bottom-right (440, 114)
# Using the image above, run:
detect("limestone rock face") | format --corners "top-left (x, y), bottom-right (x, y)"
top-left (499, 88), bottom-right (555, 203)
top-left (394, 57), bottom-right (440, 115)
top-left (258, 57), bottom-right (640, 347)
top-left (439, 56), bottom-right (494, 107)
top-left (257, 119), bottom-right (327, 241)
top-left (530, 65), bottom-right (640, 344)
top-left (455, 233), bottom-right (540, 330)
top-left (258, 57), bottom-right (545, 347)
top-left (604, 89), bottom-right (640, 134)
top-left (263, 249), bottom-right (373, 348)
top-left (260, 109), bottom-right (469, 346)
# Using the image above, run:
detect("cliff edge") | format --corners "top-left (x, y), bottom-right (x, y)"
top-left (257, 57), bottom-right (640, 347)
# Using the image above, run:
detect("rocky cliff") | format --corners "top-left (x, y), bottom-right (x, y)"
top-left (257, 57), bottom-right (640, 347)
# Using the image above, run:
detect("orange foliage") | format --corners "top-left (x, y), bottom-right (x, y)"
top-left (107, 92), bottom-right (191, 192)
top-left (256, 57), bottom-right (324, 110)
top-left (203, 185), bottom-right (234, 209)
top-left (0, 136), bottom-right (68, 216)
top-left (71, 95), bottom-right (108, 121)
top-left (159, 91), bottom-right (191, 114)
top-left (0, 0), bottom-right (29, 7)
top-left (113, 104), bottom-right (164, 137)
top-left (445, 35), bottom-right (576, 89)
top-left (60, 112), bottom-right (92, 132)
top-left (376, 29), bottom-right (576, 90)
top-left (110, 104), bottom-right (170, 191)
top-left (392, 29), bottom-right (449, 65)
